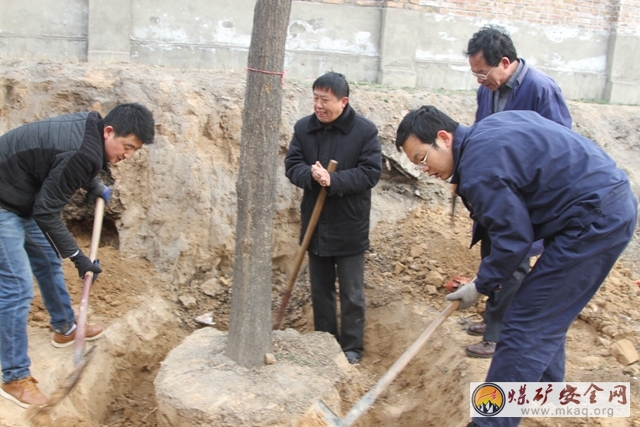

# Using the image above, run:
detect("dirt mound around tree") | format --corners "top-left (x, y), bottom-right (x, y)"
top-left (154, 328), bottom-right (361, 427)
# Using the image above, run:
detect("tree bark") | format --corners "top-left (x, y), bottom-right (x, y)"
top-left (226, 0), bottom-right (293, 367)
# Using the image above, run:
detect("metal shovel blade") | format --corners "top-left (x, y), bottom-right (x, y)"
top-left (316, 399), bottom-right (346, 427)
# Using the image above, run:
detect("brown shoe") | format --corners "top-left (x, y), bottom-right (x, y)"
top-left (465, 340), bottom-right (496, 358)
top-left (467, 321), bottom-right (486, 336)
top-left (52, 324), bottom-right (104, 348)
top-left (0, 377), bottom-right (48, 408)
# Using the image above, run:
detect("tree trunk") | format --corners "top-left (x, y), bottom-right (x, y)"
top-left (226, 0), bottom-right (292, 367)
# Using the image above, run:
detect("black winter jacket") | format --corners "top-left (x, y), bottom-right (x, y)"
top-left (0, 111), bottom-right (107, 258)
top-left (285, 104), bottom-right (382, 256)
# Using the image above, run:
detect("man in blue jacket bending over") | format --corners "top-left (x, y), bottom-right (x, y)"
top-left (396, 105), bottom-right (637, 427)
top-left (463, 25), bottom-right (573, 358)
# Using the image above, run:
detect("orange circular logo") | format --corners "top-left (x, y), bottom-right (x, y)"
top-left (471, 383), bottom-right (505, 416)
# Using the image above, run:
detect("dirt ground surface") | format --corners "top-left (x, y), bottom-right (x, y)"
top-left (0, 61), bottom-right (639, 427)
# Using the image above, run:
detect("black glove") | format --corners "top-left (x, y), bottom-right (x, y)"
top-left (70, 250), bottom-right (102, 281)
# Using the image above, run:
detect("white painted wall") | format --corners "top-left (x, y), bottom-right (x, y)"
top-left (0, 0), bottom-right (637, 103)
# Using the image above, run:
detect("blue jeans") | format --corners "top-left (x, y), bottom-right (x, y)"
top-left (0, 207), bottom-right (75, 382)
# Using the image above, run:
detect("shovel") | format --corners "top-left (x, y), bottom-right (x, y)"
top-left (73, 196), bottom-right (104, 366)
top-left (450, 184), bottom-right (458, 223)
top-left (316, 300), bottom-right (461, 427)
top-left (273, 160), bottom-right (338, 330)
top-left (26, 197), bottom-right (105, 426)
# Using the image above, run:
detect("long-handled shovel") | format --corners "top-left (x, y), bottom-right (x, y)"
top-left (26, 197), bottom-right (105, 426)
top-left (450, 184), bottom-right (458, 223)
top-left (273, 160), bottom-right (338, 330)
top-left (316, 300), bottom-right (461, 427)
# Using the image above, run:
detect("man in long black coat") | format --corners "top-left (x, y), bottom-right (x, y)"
top-left (285, 72), bottom-right (382, 365)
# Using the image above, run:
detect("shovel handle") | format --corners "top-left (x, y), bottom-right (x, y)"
top-left (450, 184), bottom-right (458, 222)
top-left (88, 197), bottom-right (104, 261)
top-left (73, 197), bottom-right (105, 366)
top-left (338, 300), bottom-right (460, 426)
top-left (273, 160), bottom-right (338, 330)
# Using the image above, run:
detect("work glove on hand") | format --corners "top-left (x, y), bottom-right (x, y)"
top-left (87, 184), bottom-right (112, 204)
top-left (100, 186), bottom-right (112, 203)
top-left (70, 250), bottom-right (102, 281)
top-left (445, 280), bottom-right (481, 310)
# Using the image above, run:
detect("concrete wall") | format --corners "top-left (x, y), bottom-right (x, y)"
top-left (389, 13), bottom-right (612, 101)
top-left (285, 3), bottom-right (382, 83)
top-left (1, 0), bottom-right (639, 104)
top-left (129, 0), bottom-right (255, 69)
top-left (0, 0), bottom-right (88, 61)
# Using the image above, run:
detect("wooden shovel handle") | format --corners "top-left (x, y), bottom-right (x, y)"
top-left (338, 300), bottom-right (460, 426)
top-left (273, 160), bottom-right (338, 330)
top-left (88, 197), bottom-right (104, 262)
top-left (73, 197), bottom-right (104, 366)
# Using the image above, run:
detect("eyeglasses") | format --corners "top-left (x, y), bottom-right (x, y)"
top-left (470, 66), bottom-right (495, 81)
top-left (415, 142), bottom-right (435, 172)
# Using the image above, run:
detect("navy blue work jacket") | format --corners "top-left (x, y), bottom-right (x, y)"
top-left (475, 59), bottom-right (572, 128)
top-left (450, 110), bottom-right (631, 294)
top-left (474, 58), bottom-right (572, 257)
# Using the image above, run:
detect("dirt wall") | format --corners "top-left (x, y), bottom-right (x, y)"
top-left (1, 60), bottom-right (640, 427)
top-left (1, 60), bottom-right (639, 288)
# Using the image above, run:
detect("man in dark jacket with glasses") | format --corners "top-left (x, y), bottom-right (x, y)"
top-left (397, 105), bottom-right (636, 427)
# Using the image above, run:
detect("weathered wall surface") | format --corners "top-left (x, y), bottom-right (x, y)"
top-left (1, 0), bottom-right (88, 60)
top-left (1, 0), bottom-right (639, 103)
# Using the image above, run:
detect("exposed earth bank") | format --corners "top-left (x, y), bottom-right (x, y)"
top-left (0, 61), bottom-right (639, 427)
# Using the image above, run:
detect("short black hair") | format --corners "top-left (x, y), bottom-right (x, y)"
top-left (464, 25), bottom-right (518, 66)
top-left (312, 72), bottom-right (349, 99)
top-left (104, 103), bottom-right (155, 145)
top-left (395, 106), bottom-right (459, 151)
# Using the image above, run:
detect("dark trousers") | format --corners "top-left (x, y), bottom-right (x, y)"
top-left (480, 238), bottom-right (530, 342)
top-left (308, 251), bottom-right (365, 355)
top-left (474, 191), bottom-right (637, 427)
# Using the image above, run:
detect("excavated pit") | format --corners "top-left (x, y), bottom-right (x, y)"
top-left (6, 203), bottom-right (639, 427)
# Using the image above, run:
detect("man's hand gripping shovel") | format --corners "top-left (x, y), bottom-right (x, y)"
top-left (273, 160), bottom-right (338, 330)
top-left (26, 197), bottom-right (105, 426)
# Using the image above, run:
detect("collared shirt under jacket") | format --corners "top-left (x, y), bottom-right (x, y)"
top-left (475, 58), bottom-right (572, 128)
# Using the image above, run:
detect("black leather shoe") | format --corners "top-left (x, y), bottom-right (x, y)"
top-left (465, 340), bottom-right (496, 358)
top-left (467, 321), bottom-right (486, 336)
top-left (344, 351), bottom-right (362, 365)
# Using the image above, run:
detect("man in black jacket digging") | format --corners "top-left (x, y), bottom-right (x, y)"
top-left (285, 72), bottom-right (382, 365)
top-left (0, 103), bottom-right (154, 408)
